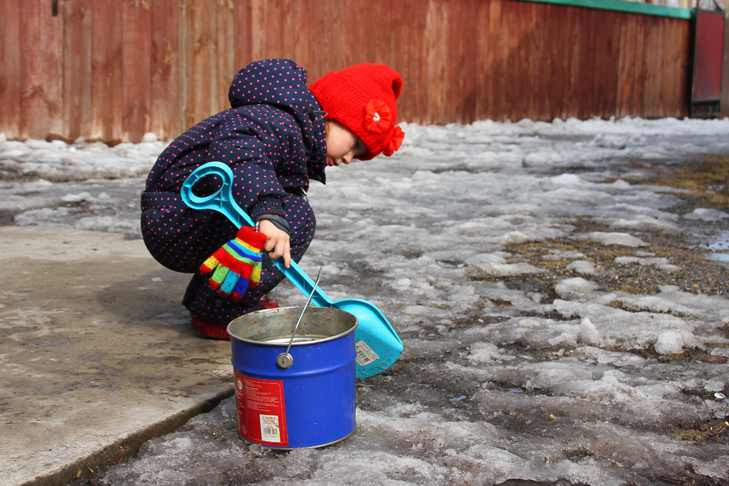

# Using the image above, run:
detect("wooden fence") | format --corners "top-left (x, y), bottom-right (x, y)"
top-left (0, 0), bottom-right (691, 143)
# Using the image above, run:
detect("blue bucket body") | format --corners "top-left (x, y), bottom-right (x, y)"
top-left (229, 307), bottom-right (356, 448)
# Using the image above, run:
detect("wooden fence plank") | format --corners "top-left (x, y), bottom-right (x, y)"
top-left (547, 5), bottom-right (571, 119)
top-left (216, 0), bottom-right (236, 112)
top-left (522, 2), bottom-right (541, 120)
top-left (631, 15), bottom-right (647, 115)
top-left (575, 10), bottom-right (596, 119)
top-left (536, 4), bottom-right (553, 119)
top-left (121, 1), bottom-right (152, 142)
top-left (380, 0), bottom-right (400, 77)
top-left (402, 0), bottom-right (428, 123)
top-left (486, 0), bottom-right (503, 121)
top-left (233, 0), bottom-right (252, 72)
top-left (500, 1), bottom-right (520, 120)
top-left (40, 0), bottom-right (65, 140)
top-left (594, 11), bottom-right (620, 118)
top-left (91, 0), bottom-right (123, 143)
top-left (642, 15), bottom-right (662, 117)
top-left (562, 8), bottom-right (580, 119)
top-left (668, 19), bottom-right (687, 117)
top-left (152, 0), bottom-right (182, 139)
top-left (19, 1), bottom-right (47, 139)
top-left (675, 20), bottom-right (690, 117)
top-left (183, 0), bottom-right (214, 129)
top-left (0, 0), bottom-right (21, 137)
top-left (277, 0), bottom-right (300, 63)
top-left (450, 0), bottom-right (480, 122)
top-left (332, 0), bottom-right (356, 69)
top-left (669, 20), bottom-right (684, 116)
top-left (63, 0), bottom-right (93, 142)
top-left (281, 0), bottom-right (302, 68)
top-left (617, 15), bottom-right (634, 116)
top-left (446, 0), bottom-right (464, 122)
top-left (511, 1), bottom-right (539, 120)
top-left (251, 0), bottom-right (282, 60)
top-left (664, 18), bottom-right (689, 117)
top-left (663, 19), bottom-right (679, 117)
top-left (300, 0), bottom-right (323, 81)
top-left (424, 0), bottom-right (449, 123)
top-left (633, 16), bottom-right (646, 116)
top-left (656, 19), bottom-right (668, 116)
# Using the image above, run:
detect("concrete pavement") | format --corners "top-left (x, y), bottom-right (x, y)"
top-left (0, 226), bottom-right (234, 486)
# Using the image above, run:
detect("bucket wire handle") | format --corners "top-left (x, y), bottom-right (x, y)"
top-left (276, 267), bottom-right (322, 369)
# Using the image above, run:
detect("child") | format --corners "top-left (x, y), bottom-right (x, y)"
top-left (141, 59), bottom-right (405, 339)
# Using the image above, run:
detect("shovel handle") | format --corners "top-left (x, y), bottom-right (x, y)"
top-left (181, 161), bottom-right (334, 307)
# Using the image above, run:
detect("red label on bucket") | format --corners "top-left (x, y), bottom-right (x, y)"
top-left (235, 372), bottom-right (288, 446)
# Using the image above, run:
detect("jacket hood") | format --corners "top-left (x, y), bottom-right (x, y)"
top-left (228, 59), bottom-right (326, 182)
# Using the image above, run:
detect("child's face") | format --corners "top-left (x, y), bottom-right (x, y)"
top-left (325, 121), bottom-right (365, 167)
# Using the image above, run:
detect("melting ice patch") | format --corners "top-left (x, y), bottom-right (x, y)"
top-left (685, 208), bottom-right (729, 221)
top-left (577, 232), bottom-right (648, 247)
top-left (0, 135), bottom-right (164, 181)
top-left (5, 118), bottom-right (729, 484)
top-left (466, 252), bottom-right (545, 277)
top-left (614, 255), bottom-right (680, 272)
top-left (566, 260), bottom-right (597, 275)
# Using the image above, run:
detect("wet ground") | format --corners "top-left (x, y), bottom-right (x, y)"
top-left (64, 152), bottom-right (729, 486)
top-left (5, 123), bottom-right (729, 485)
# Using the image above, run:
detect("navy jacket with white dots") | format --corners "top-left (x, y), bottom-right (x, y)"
top-left (141, 59), bottom-right (326, 323)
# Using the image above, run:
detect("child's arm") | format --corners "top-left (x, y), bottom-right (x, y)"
top-left (206, 115), bottom-right (297, 276)
top-left (207, 122), bottom-right (291, 225)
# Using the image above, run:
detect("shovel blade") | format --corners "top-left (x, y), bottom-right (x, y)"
top-left (332, 298), bottom-right (403, 379)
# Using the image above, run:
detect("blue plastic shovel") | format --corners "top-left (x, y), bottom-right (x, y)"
top-left (180, 161), bottom-right (404, 379)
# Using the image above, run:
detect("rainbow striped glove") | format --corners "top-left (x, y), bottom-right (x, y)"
top-left (199, 226), bottom-right (268, 301)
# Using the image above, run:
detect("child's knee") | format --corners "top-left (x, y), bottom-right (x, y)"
top-left (141, 208), bottom-right (202, 273)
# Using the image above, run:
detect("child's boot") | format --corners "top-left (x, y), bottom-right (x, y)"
top-left (191, 314), bottom-right (230, 341)
top-left (260, 296), bottom-right (279, 309)
top-left (191, 295), bottom-right (278, 340)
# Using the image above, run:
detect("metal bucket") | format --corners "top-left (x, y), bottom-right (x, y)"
top-left (227, 306), bottom-right (357, 449)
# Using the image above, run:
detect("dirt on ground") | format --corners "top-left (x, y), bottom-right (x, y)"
top-left (491, 154), bottom-right (729, 300)
top-left (464, 155), bottom-right (729, 454)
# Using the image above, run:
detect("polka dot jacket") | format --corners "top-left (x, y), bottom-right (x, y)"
top-left (141, 59), bottom-right (327, 324)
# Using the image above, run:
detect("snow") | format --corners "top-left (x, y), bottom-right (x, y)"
top-left (578, 232), bottom-right (648, 247)
top-left (684, 207), bottom-right (729, 221)
top-left (0, 136), bottom-right (162, 181)
top-left (566, 260), bottom-right (596, 275)
top-left (554, 277), bottom-right (599, 301)
top-left (654, 330), bottom-right (690, 355)
top-left (578, 317), bottom-right (601, 346)
top-left (614, 256), bottom-right (680, 272)
top-left (4, 116), bottom-right (729, 484)
top-left (467, 342), bottom-right (512, 363)
top-left (466, 252), bottom-right (545, 277)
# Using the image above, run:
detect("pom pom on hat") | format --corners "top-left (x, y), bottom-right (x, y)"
top-left (310, 63), bottom-right (404, 160)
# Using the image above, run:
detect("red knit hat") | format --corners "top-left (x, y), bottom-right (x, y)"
top-left (310, 63), bottom-right (405, 160)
